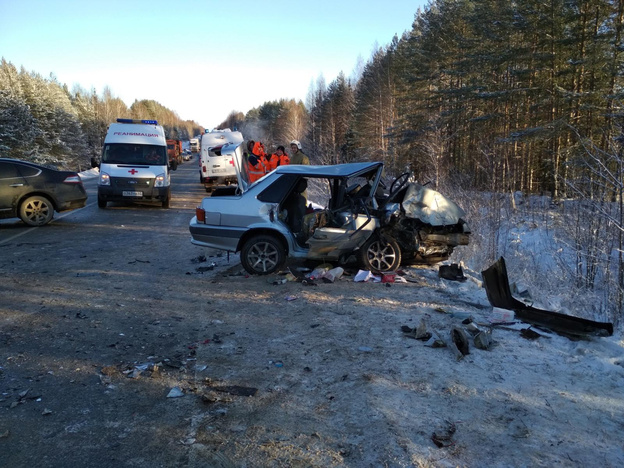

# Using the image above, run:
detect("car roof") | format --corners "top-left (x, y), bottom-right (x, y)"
top-left (273, 161), bottom-right (383, 177)
top-left (0, 158), bottom-right (44, 168)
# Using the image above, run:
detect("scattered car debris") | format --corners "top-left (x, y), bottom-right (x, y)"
top-left (0, 430), bottom-right (9, 438)
top-left (432, 421), bottom-right (456, 448)
top-left (490, 307), bottom-right (515, 323)
top-left (401, 318), bottom-right (432, 340)
top-left (424, 332), bottom-right (447, 348)
top-left (451, 326), bottom-right (470, 357)
top-left (482, 257), bottom-right (614, 338)
top-left (520, 328), bottom-right (542, 340)
top-left (42, 408), bottom-right (53, 416)
top-left (211, 385), bottom-right (258, 397)
top-left (196, 263), bottom-right (216, 273)
top-left (167, 387), bottom-right (185, 398)
top-left (439, 263), bottom-right (466, 282)
top-left (473, 330), bottom-right (493, 350)
top-left (354, 270), bottom-right (381, 283)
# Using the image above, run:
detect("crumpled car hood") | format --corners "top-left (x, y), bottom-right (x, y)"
top-left (400, 183), bottom-right (465, 226)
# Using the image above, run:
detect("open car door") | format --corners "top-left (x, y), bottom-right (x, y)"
top-left (304, 164), bottom-right (384, 261)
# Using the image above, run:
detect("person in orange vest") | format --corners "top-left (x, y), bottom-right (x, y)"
top-left (246, 140), bottom-right (269, 183)
top-left (267, 145), bottom-right (290, 172)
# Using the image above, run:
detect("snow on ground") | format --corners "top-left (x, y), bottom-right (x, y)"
top-left (50, 167), bottom-right (624, 465)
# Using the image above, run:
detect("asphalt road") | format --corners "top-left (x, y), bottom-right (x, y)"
top-left (0, 157), bottom-right (242, 467)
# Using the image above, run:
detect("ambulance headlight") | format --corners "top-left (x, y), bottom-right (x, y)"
top-left (99, 172), bottom-right (110, 186)
top-left (154, 173), bottom-right (167, 187)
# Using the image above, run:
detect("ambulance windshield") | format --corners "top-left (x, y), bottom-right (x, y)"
top-left (102, 144), bottom-right (167, 166)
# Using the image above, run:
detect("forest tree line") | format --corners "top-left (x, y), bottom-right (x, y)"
top-left (0, 58), bottom-right (203, 170)
top-left (221, 0), bottom-right (623, 201)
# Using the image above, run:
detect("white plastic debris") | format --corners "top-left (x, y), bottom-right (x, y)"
top-left (354, 270), bottom-right (381, 283)
top-left (323, 267), bottom-right (344, 282)
top-left (490, 307), bottom-right (515, 323)
top-left (167, 387), bottom-right (184, 398)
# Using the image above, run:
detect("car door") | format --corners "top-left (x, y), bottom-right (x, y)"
top-left (305, 174), bottom-right (380, 260)
top-left (0, 161), bottom-right (27, 218)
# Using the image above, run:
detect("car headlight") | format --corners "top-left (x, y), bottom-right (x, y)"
top-left (154, 172), bottom-right (167, 187)
top-left (99, 172), bottom-right (110, 186)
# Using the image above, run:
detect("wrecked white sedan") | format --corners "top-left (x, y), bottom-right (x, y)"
top-left (189, 142), bottom-right (470, 275)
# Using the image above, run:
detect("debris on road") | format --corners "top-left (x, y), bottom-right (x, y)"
top-left (432, 421), bottom-right (457, 448)
top-left (439, 263), bottom-right (466, 282)
top-left (451, 326), bottom-right (470, 357)
top-left (482, 257), bottom-right (614, 338)
top-left (167, 387), bottom-right (185, 398)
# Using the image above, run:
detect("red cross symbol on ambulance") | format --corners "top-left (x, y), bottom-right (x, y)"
top-left (128, 169), bottom-right (138, 175)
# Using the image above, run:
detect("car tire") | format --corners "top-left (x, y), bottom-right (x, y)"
top-left (162, 197), bottom-right (170, 208)
top-left (241, 234), bottom-right (286, 275)
top-left (19, 195), bottom-right (54, 226)
top-left (358, 234), bottom-right (402, 272)
top-left (97, 196), bottom-right (107, 208)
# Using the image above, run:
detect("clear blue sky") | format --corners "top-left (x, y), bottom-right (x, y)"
top-left (0, 0), bottom-right (425, 128)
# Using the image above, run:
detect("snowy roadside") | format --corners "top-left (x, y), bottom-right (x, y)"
top-left (78, 167), bottom-right (99, 179)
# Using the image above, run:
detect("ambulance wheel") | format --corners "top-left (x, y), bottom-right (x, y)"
top-left (358, 234), bottom-right (401, 272)
top-left (241, 234), bottom-right (286, 275)
top-left (97, 196), bottom-right (107, 209)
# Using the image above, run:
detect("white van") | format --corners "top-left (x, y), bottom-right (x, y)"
top-left (199, 129), bottom-right (244, 192)
top-left (97, 119), bottom-right (177, 208)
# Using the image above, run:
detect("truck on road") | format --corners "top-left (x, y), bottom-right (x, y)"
top-left (190, 138), bottom-right (200, 153)
top-left (166, 139), bottom-right (183, 164)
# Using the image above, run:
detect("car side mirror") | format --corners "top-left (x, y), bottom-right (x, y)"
top-left (170, 160), bottom-right (178, 171)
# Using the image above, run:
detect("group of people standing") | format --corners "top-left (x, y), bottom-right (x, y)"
top-left (246, 139), bottom-right (309, 183)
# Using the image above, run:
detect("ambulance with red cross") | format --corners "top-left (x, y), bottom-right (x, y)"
top-left (199, 129), bottom-right (244, 192)
top-left (97, 119), bottom-right (177, 208)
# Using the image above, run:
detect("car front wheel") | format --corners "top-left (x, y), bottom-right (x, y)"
top-left (19, 195), bottom-right (54, 226)
top-left (358, 234), bottom-right (402, 272)
top-left (241, 235), bottom-right (286, 275)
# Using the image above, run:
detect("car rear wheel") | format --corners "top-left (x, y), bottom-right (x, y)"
top-left (358, 234), bottom-right (401, 272)
top-left (241, 235), bottom-right (286, 275)
top-left (19, 195), bottom-right (54, 226)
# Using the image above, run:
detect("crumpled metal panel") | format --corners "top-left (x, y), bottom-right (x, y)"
top-left (401, 183), bottom-right (465, 226)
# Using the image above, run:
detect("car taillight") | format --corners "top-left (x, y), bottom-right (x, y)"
top-left (196, 207), bottom-right (206, 223)
top-left (63, 175), bottom-right (82, 184)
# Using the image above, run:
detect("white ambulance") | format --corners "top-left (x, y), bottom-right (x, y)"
top-left (97, 119), bottom-right (177, 208)
top-left (199, 129), bottom-right (244, 192)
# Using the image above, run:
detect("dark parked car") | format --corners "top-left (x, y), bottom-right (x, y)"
top-left (0, 158), bottom-right (88, 226)
top-left (189, 143), bottom-right (470, 275)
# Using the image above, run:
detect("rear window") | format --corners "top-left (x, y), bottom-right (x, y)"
top-left (17, 165), bottom-right (40, 177)
top-left (257, 174), bottom-right (300, 203)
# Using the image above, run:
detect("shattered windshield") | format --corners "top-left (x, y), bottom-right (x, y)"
top-left (102, 144), bottom-right (167, 166)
